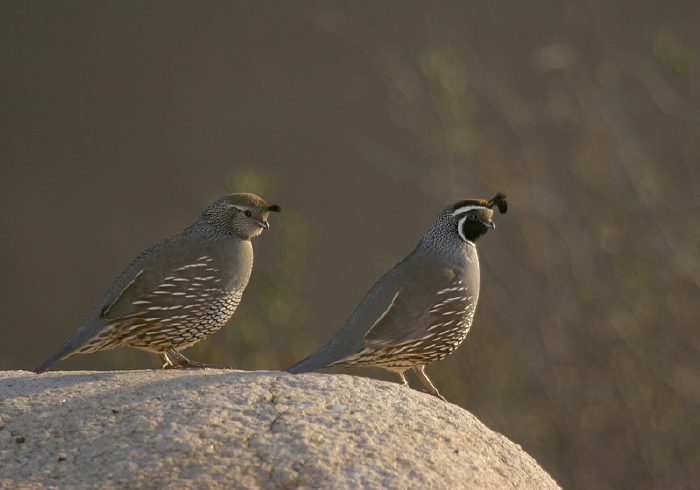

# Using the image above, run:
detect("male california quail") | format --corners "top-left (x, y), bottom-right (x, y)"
top-left (34, 193), bottom-right (280, 373)
top-left (287, 193), bottom-right (507, 401)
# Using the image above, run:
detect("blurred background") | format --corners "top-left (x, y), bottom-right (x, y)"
top-left (2, 1), bottom-right (699, 488)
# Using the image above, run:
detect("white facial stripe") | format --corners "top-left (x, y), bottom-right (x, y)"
top-left (456, 216), bottom-right (469, 242)
top-left (451, 205), bottom-right (484, 217)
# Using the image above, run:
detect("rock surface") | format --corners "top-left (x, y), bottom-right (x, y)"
top-left (0, 370), bottom-right (558, 489)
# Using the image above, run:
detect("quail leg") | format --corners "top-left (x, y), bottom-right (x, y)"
top-left (413, 365), bottom-right (447, 402)
top-left (396, 371), bottom-right (410, 388)
top-left (160, 348), bottom-right (230, 369)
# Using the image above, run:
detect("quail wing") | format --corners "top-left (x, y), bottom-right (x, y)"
top-left (363, 267), bottom-right (469, 348)
top-left (100, 249), bottom-right (226, 322)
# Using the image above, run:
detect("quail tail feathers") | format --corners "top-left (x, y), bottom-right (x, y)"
top-left (34, 326), bottom-right (99, 373)
top-left (287, 341), bottom-right (352, 374)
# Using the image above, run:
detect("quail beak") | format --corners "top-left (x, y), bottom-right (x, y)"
top-left (257, 220), bottom-right (270, 229)
top-left (482, 220), bottom-right (495, 229)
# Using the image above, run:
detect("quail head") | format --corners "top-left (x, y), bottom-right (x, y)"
top-left (34, 193), bottom-right (281, 373)
top-left (287, 193), bottom-right (507, 401)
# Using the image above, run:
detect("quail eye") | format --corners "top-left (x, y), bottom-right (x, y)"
top-left (243, 210), bottom-right (252, 217)
top-left (468, 213), bottom-right (478, 220)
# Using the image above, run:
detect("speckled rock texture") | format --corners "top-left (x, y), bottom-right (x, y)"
top-left (0, 370), bottom-right (559, 489)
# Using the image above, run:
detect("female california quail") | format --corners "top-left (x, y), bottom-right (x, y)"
top-left (287, 193), bottom-right (507, 401)
top-left (34, 193), bottom-right (280, 373)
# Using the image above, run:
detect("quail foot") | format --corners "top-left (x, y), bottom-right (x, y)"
top-left (288, 193), bottom-right (506, 401)
top-left (34, 193), bottom-right (280, 373)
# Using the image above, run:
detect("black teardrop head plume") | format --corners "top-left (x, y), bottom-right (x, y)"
top-left (487, 193), bottom-right (507, 214)
top-left (268, 204), bottom-right (282, 212)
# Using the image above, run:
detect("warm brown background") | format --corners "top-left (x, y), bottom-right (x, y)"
top-left (2, 2), bottom-right (698, 488)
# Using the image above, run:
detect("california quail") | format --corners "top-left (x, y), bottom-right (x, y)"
top-left (34, 193), bottom-right (281, 373)
top-left (287, 193), bottom-right (507, 401)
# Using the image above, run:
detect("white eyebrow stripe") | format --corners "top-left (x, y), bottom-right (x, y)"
top-left (452, 205), bottom-right (485, 217)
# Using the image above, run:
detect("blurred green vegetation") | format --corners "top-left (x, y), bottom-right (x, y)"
top-left (2, 2), bottom-right (699, 489)
top-left (262, 5), bottom-right (700, 488)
